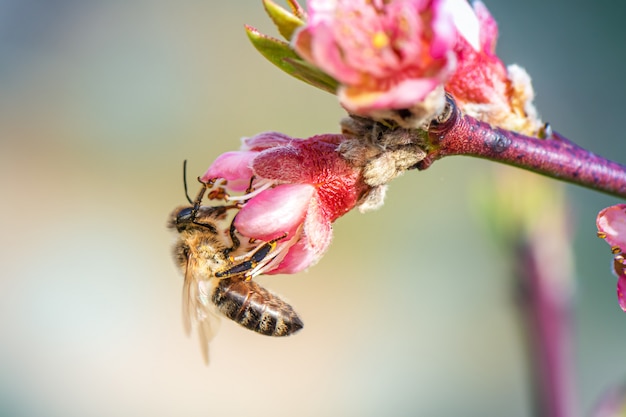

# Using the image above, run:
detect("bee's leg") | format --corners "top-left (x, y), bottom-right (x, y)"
top-left (215, 259), bottom-right (255, 278)
top-left (244, 233), bottom-right (289, 278)
top-left (245, 176), bottom-right (256, 195)
top-left (215, 233), bottom-right (288, 279)
top-left (224, 213), bottom-right (241, 256)
top-left (247, 233), bottom-right (287, 263)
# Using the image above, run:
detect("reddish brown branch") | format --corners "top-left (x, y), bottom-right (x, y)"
top-left (419, 95), bottom-right (626, 199)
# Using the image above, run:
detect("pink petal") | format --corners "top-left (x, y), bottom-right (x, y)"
top-left (266, 238), bottom-right (319, 274)
top-left (302, 197), bottom-right (333, 253)
top-left (339, 77), bottom-right (441, 112)
top-left (306, 0), bottom-right (337, 26)
top-left (252, 134), bottom-right (358, 185)
top-left (200, 151), bottom-right (256, 192)
top-left (269, 203), bottom-right (333, 274)
top-left (473, 1), bottom-right (499, 53)
top-left (598, 205), bottom-right (626, 312)
top-left (251, 145), bottom-right (304, 183)
top-left (444, 0), bottom-right (480, 52)
top-left (291, 26), bottom-right (315, 63)
top-left (618, 274), bottom-right (626, 312)
top-left (235, 183), bottom-right (316, 241)
top-left (597, 204), bottom-right (626, 249)
top-left (309, 22), bottom-right (362, 84)
top-left (241, 131), bottom-right (294, 151)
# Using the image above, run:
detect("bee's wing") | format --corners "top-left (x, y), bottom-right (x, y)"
top-left (195, 295), bottom-right (221, 365)
top-left (182, 256), bottom-right (221, 364)
top-left (181, 257), bottom-right (195, 336)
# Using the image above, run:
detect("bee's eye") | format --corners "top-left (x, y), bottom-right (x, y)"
top-left (176, 207), bottom-right (194, 228)
top-left (177, 207), bottom-right (193, 219)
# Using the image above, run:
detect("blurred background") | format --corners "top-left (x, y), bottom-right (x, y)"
top-left (1, 1), bottom-right (625, 416)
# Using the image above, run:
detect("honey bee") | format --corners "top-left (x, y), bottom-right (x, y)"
top-left (168, 184), bottom-right (303, 363)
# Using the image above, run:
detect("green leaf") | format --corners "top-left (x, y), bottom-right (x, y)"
top-left (262, 0), bottom-right (305, 41)
top-left (245, 25), bottom-right (338, 94)
top-left (245, 25), bottom-right (302, 75)
top-left (283, 58), bottom-right (339, 94)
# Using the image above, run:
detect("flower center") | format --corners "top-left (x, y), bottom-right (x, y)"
top-left (372, 31), bottom-right (389, 49)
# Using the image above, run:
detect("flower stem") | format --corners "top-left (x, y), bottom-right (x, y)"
top-left (515, 235), bottom-right (577, 417)
top-left (419, 95), bottom-right (626, 199)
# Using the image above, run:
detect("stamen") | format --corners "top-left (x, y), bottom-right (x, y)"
top-left (208, 187), bottom-right (229, 201)
top-left (226, 180), bottom-right (274, 202)
top-left (372, 31), bottom-right (389, 49)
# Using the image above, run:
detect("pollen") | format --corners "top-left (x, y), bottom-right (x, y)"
top-left (372, 31), bottom-right (389, 49)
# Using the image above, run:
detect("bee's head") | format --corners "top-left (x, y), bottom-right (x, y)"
top-left (168, 206), bottom-right (194, 233)
top-left (168, 205), bottom-right (227, 233)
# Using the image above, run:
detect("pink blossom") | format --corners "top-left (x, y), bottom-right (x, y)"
top-left (446, 1), bottom-right (503, 104)
top-left (445, 1), bottom-right (543, 136)
top-left (200, 132), bottom-right (371, 275)
top-left (596, 204), bottom-right (626, 312)
top-left (292, 0), bottom-right (459, 118)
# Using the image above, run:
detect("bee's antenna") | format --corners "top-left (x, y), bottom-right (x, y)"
top-left (183, 160), bottom-right (194, 205)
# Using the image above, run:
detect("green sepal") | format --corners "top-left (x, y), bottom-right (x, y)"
top-left (262, 0), bottom-right (305, 41)
top-left (245, 25), bottom-right (338, 94)
top-left (283, 57), bottom-right (338, 94)
top-left (285, 0), bottom-right (306, 20)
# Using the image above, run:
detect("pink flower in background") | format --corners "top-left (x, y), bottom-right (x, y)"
top-left (292, 0), bottom-right (460, 118)
top-left (596, 204), bottom-right (626, 312)
top-left (201, 132), bottom-right (371, 275)
top-left (592, 382), bottom-right (626, 417)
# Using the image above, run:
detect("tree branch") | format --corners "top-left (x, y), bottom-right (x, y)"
top-left (419, 95), bottom-right (626, 199)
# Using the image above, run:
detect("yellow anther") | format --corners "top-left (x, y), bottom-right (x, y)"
top-left (372, 31), bottom-right (389, 49)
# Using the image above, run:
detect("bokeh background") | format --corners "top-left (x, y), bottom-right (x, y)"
top-left (1, 1), bottom-right (625, 416)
